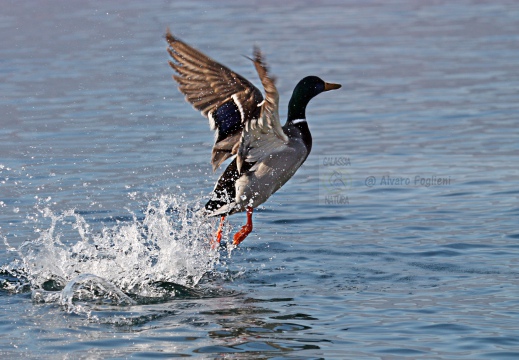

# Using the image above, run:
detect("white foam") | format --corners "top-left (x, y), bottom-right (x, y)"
top-left (3, 193), bottom-right (224, 314)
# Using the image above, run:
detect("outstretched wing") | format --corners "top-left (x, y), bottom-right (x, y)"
top-left (166, 29), bottom-right (263, 171)
top-left (237, 48), bottom-right (289, 173)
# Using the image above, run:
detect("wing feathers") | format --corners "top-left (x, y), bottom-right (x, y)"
top-left (167, 30), bottom-right (263, 170)
top-left (251, 47), bottom-right (288, 143)
top-left (166, 29), bottom-right (288, 173)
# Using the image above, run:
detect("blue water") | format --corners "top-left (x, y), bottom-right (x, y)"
top-left (1, 1), bottom-right (519, 358)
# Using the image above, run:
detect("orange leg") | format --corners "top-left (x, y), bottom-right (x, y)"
top-left (233, 206), bottom-right (254, 246)
top-left (212, 216), bottom-right (226, 248)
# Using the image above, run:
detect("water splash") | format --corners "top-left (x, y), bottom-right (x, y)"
top-left (1, 193), bottom-right (229, 315)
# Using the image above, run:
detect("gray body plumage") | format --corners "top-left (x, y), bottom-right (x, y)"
top-left (211, 122), bottom-right (309, 216)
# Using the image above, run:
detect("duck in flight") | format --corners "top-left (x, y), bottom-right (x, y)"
top-left (166, 30), bottom-right (341, 246)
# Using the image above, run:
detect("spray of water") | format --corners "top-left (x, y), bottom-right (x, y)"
top-left (1, 193), bottom-right (232, 315)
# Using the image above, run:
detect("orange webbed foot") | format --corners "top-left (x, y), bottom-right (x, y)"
top-left (211, 216), bottom-right (226, 249)
top-left (233, 207), bottom-right (254, 246)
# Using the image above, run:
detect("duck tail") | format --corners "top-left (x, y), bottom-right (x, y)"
top-left (204, 200), bottom-right (237, 217)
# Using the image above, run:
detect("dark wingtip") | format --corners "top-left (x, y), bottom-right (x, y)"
top-left (253, 45), bottom-right (262, 61)
top-left (165, 27), bottom-right (176, 43)
top-left (242, 54), bottom-right (254, 62)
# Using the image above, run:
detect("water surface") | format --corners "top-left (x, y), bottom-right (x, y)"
top-left (1, 1), bottom-right (518, 358)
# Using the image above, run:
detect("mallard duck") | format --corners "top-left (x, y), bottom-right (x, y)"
top-left (166, 29), bottom-right (341, 246)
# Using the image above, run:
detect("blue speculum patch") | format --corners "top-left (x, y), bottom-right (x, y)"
top-left (213, 100), bottom-right (242, 142)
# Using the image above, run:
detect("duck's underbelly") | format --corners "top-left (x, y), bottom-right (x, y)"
top-left (233, 152), bottom-right (307, 212)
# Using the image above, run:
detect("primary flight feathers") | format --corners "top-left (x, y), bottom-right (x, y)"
top-left (166, 30), bottom-right (287, 173)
